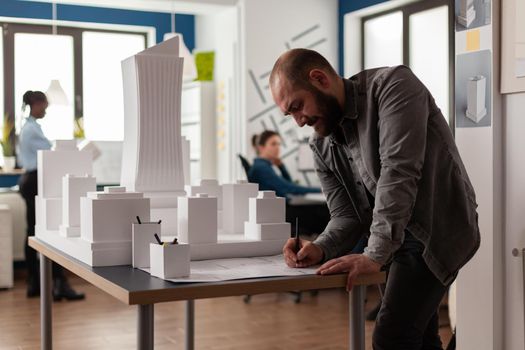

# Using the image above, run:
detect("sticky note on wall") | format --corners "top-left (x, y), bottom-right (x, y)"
top-left (466, 29), bottom-right (480, 52)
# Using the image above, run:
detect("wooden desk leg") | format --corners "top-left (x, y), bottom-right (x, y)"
top-left (185, 300), bottom-right (195, 350)
top-left (40, 253), bottom-right (52, 350)
top-left (349, 285), bottom-right (366, 350)
top-left (138, 304), bottom-right (154, 350)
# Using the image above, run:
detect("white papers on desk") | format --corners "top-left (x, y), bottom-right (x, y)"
top-left (140, 254), bottom-right (317, 283)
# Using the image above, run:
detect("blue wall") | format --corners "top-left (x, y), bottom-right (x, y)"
top-left (338, 0), bottom-right (387, 75)
top-left (0, 0), bottom-right (195, 49)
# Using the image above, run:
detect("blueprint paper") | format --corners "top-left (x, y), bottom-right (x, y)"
top-left (140, 254), bottom-right (318, 283)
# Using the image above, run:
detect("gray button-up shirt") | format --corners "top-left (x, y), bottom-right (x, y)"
top-left (311, 66), bottom-right (480, 285)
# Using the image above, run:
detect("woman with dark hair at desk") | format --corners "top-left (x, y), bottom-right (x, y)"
top-left (18, 90), bottom-right (85, 300)
top-left (248, 130), bottom-right (329, 234)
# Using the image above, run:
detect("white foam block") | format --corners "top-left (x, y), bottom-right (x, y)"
top-left (80, 192), bottom-right (150, 244)
top-left (132, 223), bottom-right (160, 268)
top-left (222, 181), bottom-right (258, 234)
top-left (185, 179), bottom-right (223, 210)
top-left (151, 207), bottom-right (177, 236)
top-left (178, 194), bottom-right (217, 244)
top-left (62, 175), bottom-right (96, 228)
top-left (244, 222), bottom-right (291, 241)
top-left (248, 191), bottom-right (285, 224)
top-left (150, 243), bottom-right (190, 279)
top-left (37, 147), bottom-right (93, 199)
top-left (36, 196), bottom-right (62, 231)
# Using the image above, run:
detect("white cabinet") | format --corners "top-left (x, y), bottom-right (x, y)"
top-left (181, 81), bottom-right (216, 183)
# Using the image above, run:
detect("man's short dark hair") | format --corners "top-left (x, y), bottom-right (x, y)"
top-left (269, 48), bottom-right (338, 90)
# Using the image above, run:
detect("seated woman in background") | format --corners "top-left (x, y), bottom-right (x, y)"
top-left (248, 130), bottom-right (328, 235)
top-left (248, 130), bottom-right (321, 198)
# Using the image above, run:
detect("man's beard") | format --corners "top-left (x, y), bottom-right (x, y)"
top-left (310, 88), bottom-right (343, 137)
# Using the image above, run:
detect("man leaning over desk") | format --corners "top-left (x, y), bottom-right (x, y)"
top-left (270, 49), bottom-right (480, 349)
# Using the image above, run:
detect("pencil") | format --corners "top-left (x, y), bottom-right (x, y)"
top-left (154, 233), bottom-right (163, 245)
top-left (294, 217), bottom-right (300, 254)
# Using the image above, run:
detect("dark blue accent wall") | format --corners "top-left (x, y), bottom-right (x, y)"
top-left (0, 0), bottom-right (195, 49)
top-left (338, 0), bottom-right (387, 75)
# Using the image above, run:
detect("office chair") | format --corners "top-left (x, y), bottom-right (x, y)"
top-left (238, 154), bottom-right (252, 179)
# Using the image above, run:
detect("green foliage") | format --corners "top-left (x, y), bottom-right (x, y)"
top-left (1, 114), bottom-right (14, 157)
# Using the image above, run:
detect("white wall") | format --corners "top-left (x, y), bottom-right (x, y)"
top-left (195, 6), bottom-right (242, 183)
top-left (503, 92), bottom-right (525, 350)
top-left (241, 0), bottom-right (338, 186)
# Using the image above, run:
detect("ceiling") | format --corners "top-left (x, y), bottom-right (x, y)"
top-left (25, 0), bottom-right (238, 15)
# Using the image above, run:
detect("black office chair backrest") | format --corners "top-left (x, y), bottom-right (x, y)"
top-left (238, 154), bottom-right (252, 179)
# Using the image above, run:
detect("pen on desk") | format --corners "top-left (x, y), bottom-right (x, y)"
top-left (136, 216), bottom-right (142, 224)
top-left (154, 233), bottom-right (163, 245)
top-left (294, 217), bottom-right (300, 256)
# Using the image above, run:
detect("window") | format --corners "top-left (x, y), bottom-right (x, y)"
top-left (2, 22), bottom-right (148, 146)
top-left (364, 11), bottom-right (403, 69)
top-left (14, 33), bottom-right (75, 140)
top-left (83, 32), bottom-right (146, 141)
top-left (361, 0), bottom-right (453, 126)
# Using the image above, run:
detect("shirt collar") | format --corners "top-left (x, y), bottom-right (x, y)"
top-left (341, 78), bottom-right (359, 121)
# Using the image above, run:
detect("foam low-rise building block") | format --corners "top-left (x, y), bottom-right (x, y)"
top-left (178, 194), bottom-right (217, 244)
top-left (60, 174), bottom-right (96, 237)
top-left (222, 180), bottom-right (258, 234)
top-left (35, 197), bottom-right (62, 231)
top-left (80, 186), bottom-right (150, 244)
top-left (248, 191), bottom-right (285, 224)
top-left (244, 190), bottom-right (290, 241)
top-left (185, 179), bottom-right (223, 210)
top-left (38, 140), bottom-right (93, 199)
top-left (132, 222), bottom-right (160, 268)
top-left (150, 242), bottom-right (190, 279)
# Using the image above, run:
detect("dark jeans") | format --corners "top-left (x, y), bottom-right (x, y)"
top-left (19, 171), bottom-right (64, 281)
top-left (373, 232), bottom-right (450, 350)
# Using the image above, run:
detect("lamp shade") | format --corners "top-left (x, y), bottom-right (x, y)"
top-left (46, 79), bottom-right (69, 105)
top-left (163, 32), bottom-right (197, 82)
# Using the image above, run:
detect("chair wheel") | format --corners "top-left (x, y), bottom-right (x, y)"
top-left (310, 290), bottom-right (319, 297)
top-left (243, 295), bottom-right (252, 304)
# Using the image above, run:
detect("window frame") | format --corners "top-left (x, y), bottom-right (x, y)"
top-left (360, 0), bottom-right (455, 132)
top-left (1, 21), bottom-right (148, 148)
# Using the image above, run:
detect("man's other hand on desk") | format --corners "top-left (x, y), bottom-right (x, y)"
top-left (283, 239), bottom-right (324, 268)
top-left (316, 254), bottom-right (381, 292)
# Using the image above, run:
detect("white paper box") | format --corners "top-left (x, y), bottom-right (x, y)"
top-left (80, 188), bottom-right (150, 243)
top-left (244, 222), bottom-right (291, 241)
top-left (132, 223), bottom-right (160, 268)
top-left (248, 191), bottom-right (285, 224)
top-left (222, 181), bottom-right (259, 234)
top-left (150, 243), bottom-right (190, 278)
top-left (178, 194), bottom-right (218, 244)
top-left (60, 174), bottom-right (96, 237)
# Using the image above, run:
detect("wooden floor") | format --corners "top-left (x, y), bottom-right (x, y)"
top-left (0, 271), bottom-right (452, 350)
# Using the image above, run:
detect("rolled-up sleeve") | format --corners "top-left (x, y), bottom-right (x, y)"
top-left (311, 147), bottom-right (363, 261)
top-left (363, 67), bottom-right (428, 266)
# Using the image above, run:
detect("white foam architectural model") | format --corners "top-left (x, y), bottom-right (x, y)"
top-left (466, 75), bottom-right (487, 123)
top-left (245, 191), bottom-right (291, 241)
top-left (150, 243), bottom-right (190, 279)
top-left (120, 35), bottom-right (186, 237)
top-left (185, 179), bottom-right (223, 229)
top-left (132, 222), bottom-right (160, 268)
top-left (60, 174), bottom-right (96, 237)
top-left (181, 136), bottom-right (191, 186)
top-left (178, 193), bottom-right (218, 244)
top-left (36, 140), bottom-right (92, 232)
top-left (222, 180), bottom-right (259, 234)
top-left (458, 0), bottom-right (476, 28)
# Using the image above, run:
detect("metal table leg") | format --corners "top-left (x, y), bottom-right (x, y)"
top-left (40, 253), bottom-right (52, 350)
top-left (349, 285), bottom-right (366, 350)
top-left (186, 300), bottom-right (195, 350)
top-left (138, 304), bottom-right (154, 350)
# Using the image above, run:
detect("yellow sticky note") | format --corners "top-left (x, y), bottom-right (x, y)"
top-left (466, 29), bottom-right (480, 52)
